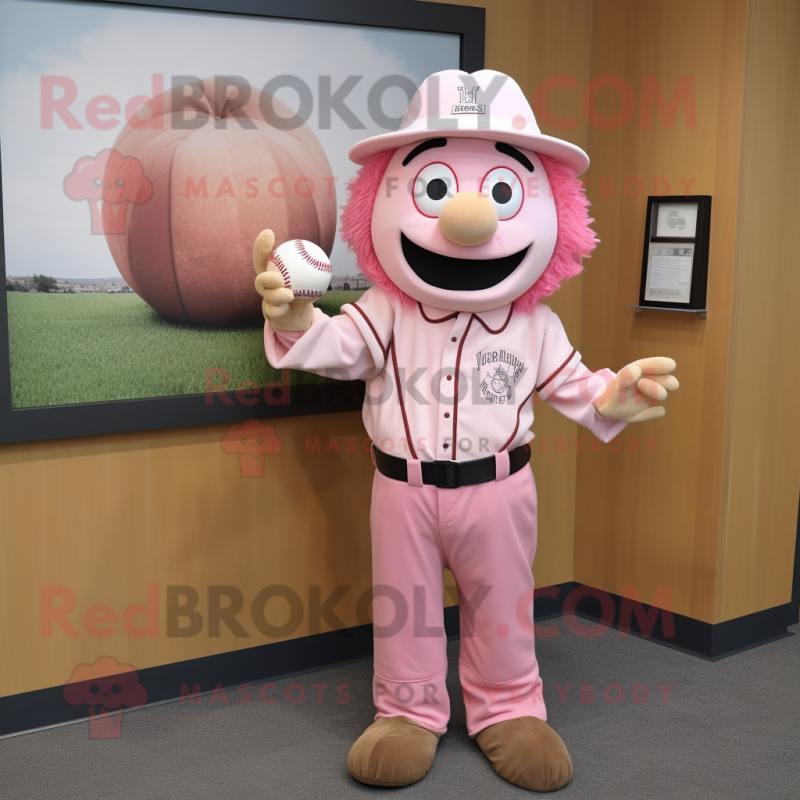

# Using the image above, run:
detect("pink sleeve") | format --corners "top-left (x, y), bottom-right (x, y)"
top-left (535, 308), bottom-right (627, 444)
top-left (263, 286), bottom-right (394, 381)
top-left (265, 324), bottom-right (307, 364)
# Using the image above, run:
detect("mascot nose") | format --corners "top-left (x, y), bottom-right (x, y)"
top-left (438, 191), bottom-right (499, 247)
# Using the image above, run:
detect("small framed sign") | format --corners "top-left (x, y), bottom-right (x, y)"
top-left (638, 195), bottom-right (711, 311)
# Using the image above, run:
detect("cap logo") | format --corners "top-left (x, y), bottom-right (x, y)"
top-left (452, 85), bottom-right (485, 115)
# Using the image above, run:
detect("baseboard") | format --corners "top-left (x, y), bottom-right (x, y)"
top-left (0, 580), bottom-right (793, 738)
top-left (0, 621), bottom-right (375, 739)
top-left (791, 490), bottom-right (800, 624)
top-left (565, 585), bottom-right (795, 661)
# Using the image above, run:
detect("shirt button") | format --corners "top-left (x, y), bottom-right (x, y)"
top-left (443, 443), bottom-right (449, 449)
top-left (446, 375), bottom-right (452, 381)
top-left (444, 412), bottom-right (450, 419)
top-left (451, 337), bottom-right (457, 342)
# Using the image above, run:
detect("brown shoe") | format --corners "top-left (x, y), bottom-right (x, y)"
top-left (476, 716), bottom-right (573, 792)
top-left (347, 716), bottom-right (442, 787)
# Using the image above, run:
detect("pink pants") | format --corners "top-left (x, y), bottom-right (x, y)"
top-left (369, 465), bottom-right (545, 737)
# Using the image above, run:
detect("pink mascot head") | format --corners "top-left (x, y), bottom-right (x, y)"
top-left (341, 70), bottom-right (598, 313)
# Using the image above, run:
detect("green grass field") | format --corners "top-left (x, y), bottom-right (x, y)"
top-left (6, 290), bottom-right (365, 409)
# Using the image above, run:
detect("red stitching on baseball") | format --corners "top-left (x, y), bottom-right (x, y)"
top-left (295, 240), bottom-right (332, 273)
top-left (272, 253), bottom-right (292, 290)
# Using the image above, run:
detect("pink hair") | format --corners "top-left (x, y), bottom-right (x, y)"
top-left (339, 150), bottom-right (413, 305)
top-left (339, 149), bottom-right (598, 311)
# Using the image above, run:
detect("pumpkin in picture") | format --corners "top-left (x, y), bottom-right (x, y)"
top-left (104, 77), bottom-right (336, 326)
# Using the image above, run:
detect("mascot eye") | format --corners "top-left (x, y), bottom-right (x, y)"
top-left (413, 163), bottom-right (457, 217)
top-left (481, 167), bottom-right (523, 220)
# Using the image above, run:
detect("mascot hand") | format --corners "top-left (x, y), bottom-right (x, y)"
top-left (592, 357), bottom-right (679, 422)
top-left (252, 229), bottom-right (313, 332)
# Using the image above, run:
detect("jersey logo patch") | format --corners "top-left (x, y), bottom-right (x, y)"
top-left (476, 349), bottom-right (524, 404)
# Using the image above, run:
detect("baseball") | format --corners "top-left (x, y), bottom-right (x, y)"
top-left (270, 239), bottom-right (332, 301)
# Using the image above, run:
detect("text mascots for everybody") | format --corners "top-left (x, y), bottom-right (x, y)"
top-left (254, 70), bottom-right (679, 792)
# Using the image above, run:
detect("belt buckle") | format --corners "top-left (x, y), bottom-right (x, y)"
top-left (434, 460), bottom-right (462, 488)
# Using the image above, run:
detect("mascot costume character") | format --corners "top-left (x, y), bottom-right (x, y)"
top-left (254, 70), bottom-right (678, 792)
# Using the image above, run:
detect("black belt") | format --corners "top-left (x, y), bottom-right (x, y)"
top-left (372, 443), bottom-right (531, 488)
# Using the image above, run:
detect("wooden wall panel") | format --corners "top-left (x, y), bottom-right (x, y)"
top-left (525, 0), bottom-right (593, 589)
top-left (716, 0), bottom-right (800, 621)
top-left (573, 0), bottom-right (750, 622)
top-left (0, 413), bottom-right (377, 697)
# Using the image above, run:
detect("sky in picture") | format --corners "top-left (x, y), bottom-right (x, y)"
top-left (0, 0), bottom-right (460, 279)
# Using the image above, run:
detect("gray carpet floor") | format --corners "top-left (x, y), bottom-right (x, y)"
top-left (2, 616), bottom-right (798, 799)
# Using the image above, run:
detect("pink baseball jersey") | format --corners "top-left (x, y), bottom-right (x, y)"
top-left (264, 286), bottom-right (627, 462)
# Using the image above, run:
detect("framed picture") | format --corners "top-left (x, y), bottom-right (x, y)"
top-left (0, 0), bottom-right (484, 444)
top-left (638, 195), bottom-right (711, 311)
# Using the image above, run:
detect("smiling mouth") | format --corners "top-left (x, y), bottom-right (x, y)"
top-left (401, 234), bottom-right (529, 291)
